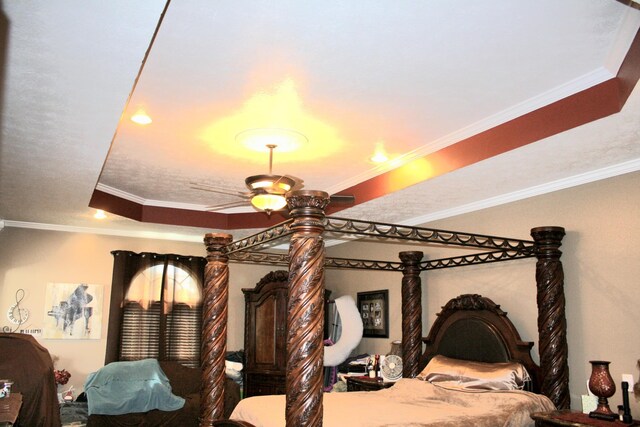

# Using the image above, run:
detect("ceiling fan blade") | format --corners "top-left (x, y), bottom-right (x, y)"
top-left (615, 0), bottom-right (640, 10)
top-left (329, 194), bottom-right (355, 204)
top-left (190, 182), bottom-right (252, 199)
top-left (283, 175), bottom-right (304, 191)
top-left (205, 200), bottom-right (251, 212)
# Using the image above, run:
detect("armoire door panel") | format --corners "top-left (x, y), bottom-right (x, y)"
top-left (254, 294), bottom-right (277, 365)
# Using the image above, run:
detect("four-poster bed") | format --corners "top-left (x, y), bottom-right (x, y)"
top-left (200, 190), bottom-right (569, 426)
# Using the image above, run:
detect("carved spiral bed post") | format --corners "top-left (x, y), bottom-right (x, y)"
top-left (399, 251), bottom-right (424, 378)
top-left (285, 190), bottom-right (330, 427)
top-left (531, 226), bottom-right (569, 410)
top-left (201, 233), bottom-right (233, 426)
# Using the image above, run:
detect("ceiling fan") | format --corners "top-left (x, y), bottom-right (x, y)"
top-left (192, 144), bottom-right (355, 214)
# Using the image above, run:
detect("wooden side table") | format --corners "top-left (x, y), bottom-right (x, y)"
top-left (346, 376), bottom-right (394, 392)
top-left (531, 410), bottom-right (640, 427)
top-left (0, 393), bottom-right (22, 426)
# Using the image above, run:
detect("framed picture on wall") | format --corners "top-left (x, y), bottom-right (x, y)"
top-left (357, 290), bottom-right (389, 338)
top-left (43, 283), bottom-right (103, 339)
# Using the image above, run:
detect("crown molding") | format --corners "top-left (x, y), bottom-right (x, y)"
top-left (2, 220), bottom-right (203, 243)
top-left (95, 183), bottom-right (202, 210)
top-left (95, 183), bottom-right (147, 204)
top-left (605, 5), bottom-right (640, 73)
top-left (95, 183), bottom-right (254, 213)
top-left (403, 158), bottom-right (640, 227)
top-left (9, 159), bottom-right (640, 244)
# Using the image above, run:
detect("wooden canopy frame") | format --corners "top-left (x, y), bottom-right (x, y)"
top-left (199, 190), bottom-right (569, 426)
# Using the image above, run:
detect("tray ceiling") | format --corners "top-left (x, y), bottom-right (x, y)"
top-left (1, 1), bottom-right (639, 241)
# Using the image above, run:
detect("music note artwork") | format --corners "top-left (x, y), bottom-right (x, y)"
top-left (44, 283), bottom-right (103, 339)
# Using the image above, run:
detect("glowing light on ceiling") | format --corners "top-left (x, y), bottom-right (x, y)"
top-left (200, 78), bottom-right (342, 162)
top-left (131, 109), bottom-right (152, 125)
top-left (236, 128), bottom-right (308, 153)
top-left (370, 142), bottom-right (389, 163)
top-left (94, 209), bottom-right (107, 219)
top-left (385, 158), bottom-right (435, 192)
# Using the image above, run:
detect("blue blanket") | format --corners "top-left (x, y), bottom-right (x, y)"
top-left (84, 359), bottom-right (185, 415)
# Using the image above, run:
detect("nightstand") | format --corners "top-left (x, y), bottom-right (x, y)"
top-left (531, 410), bottom-right (640, 427)
top-left (345, 376), bottom-right (394, 392)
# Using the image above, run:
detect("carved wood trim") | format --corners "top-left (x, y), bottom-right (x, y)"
top-left (285, 191), bottom-right (329, 427)
top-left (532, 226), bottom-right (569, 409)
top-left (201, 233), bottom-right (233, 426)
top-left (254, 270), bottom-right (288, 288)
top-left (442, 293), bottom-right (505, 312)
top-left (399, 251), bottom-right (424, 378)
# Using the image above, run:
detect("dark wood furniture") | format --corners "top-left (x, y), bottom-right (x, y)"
top-left (242, 270), bottom-right (331, 398)
top-left (201, 191), bottom-right (569, 425)
top-left (242, 271), bottom-right (288, 397)
top-left (211, 421), bottom-right (255, 427)
top-left (421, 293), bottom-right (541, 392)
top-left (345, 376), bottom-right (394, 392)
top-left (531, 410), bottom-right (640, 426)
top-left (0, 393), bottom-right (22, 426)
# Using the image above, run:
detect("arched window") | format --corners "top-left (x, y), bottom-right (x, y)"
top-left (105, 252), bottom-right (206, 368)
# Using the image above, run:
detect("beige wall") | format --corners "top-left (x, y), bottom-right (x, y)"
top-left (1, 170), bottom-right (638, 414)
top-left (326, 170), bottom-right (640, 414)
top-left (0, 228), bottom-right (272, 395)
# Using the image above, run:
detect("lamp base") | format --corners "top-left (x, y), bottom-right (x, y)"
top-left (588, 396), bottom-right (617, 421)
top-left (589, 409), bottom-right (617, 421)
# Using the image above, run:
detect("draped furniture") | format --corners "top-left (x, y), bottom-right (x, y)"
top-left (0, 333), bottom-right (61, 427)
top-left (85, 361), bottom-right (240, 427)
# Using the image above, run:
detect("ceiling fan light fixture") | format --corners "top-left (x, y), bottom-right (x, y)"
top-left (250, 193), bottom-right (288, 212)
top-left (245, 174), bottom-right (296, 193)
top-left (245, 174), bottom-right (296, 213)
top-left (199, 143), bottom-right (305, 213)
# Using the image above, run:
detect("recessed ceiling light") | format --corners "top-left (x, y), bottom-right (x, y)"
top-left (131, 109), bottom-right (152, 125)
top-left (94, 209), bottom-right (107, 219)
top-left (236, 128), bottom-right (308, 152)
top-left (370, 142), bottom-right (388, 163)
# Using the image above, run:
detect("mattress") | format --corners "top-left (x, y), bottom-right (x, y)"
top-left (230, 378), bottom-right (555, 427)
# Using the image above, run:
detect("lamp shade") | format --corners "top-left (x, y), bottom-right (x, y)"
top-left (245, 174), bottom-right (295, 192)
top-left (251, 193), bottom-right (288, 212)
top-left (389, 340), bottom-right (402, 357)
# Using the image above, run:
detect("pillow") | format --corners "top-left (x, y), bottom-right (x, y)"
top-left (416, 355), bottom-right (530, 390)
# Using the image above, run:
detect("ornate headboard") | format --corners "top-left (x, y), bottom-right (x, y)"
top-left (420, 294), bottom-right (540, 393)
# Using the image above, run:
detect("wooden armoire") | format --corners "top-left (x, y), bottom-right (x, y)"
top-left (242, 270), bottom-right (289, 397)
top-left (243, 270), bottom-right (331, 397)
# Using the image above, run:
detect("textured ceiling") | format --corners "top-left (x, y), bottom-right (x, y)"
top-left (1, 1), bottom-right (639, 242)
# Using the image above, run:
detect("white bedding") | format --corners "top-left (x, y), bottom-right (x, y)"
top-left (230, 378), bottom-right (555, 427)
